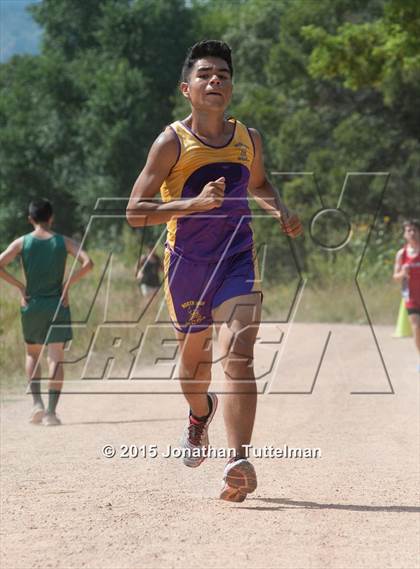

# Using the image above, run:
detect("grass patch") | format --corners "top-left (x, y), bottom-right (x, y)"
top-left (1, 240), bottom-right (402, 395)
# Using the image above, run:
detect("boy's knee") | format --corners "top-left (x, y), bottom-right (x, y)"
top-left (223, 350), bottom-right (254, 380)
top-left (47, 355), bottom-right (62, 368)
top-left (47, 345), bottom-right (64, 361)
top-left (225, 325), bottom-right (256, 353)
top-left (179, 359), bottom-right (211, 380)
top-left (26, 345), bottom-right (41, 357)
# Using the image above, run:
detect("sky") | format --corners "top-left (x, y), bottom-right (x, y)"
top-left (0, 0), bottom-right (42, 62)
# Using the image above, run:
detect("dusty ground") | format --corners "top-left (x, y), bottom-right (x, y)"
top-left (1, 323), bottom-right (419, 569)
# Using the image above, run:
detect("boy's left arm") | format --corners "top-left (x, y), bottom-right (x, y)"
top-left (62, 238), bottom-right (94, 306)
top-left (248, 128), bottom-right (303, 238)
top-left (0, 238), bottom-right (27, 304)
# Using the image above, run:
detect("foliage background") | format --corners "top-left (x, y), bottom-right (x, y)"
top-left (1, 0), bottom-right (418, 384)
top-left (1, 0), bottom-right (418, 243)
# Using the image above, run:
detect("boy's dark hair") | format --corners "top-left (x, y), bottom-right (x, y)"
top-left (181, 40), bottom-right (233, 82)
top-left (403, 219), bottom-right (420, 231)
top-left (28, 199), bottom-right (53, 223)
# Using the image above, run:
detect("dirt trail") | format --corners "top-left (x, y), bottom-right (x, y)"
top-left (1, 324), bottom-right (419, 569)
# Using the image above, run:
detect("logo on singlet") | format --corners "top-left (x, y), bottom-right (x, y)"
top-left (235, 142), bottom-right (249, 162)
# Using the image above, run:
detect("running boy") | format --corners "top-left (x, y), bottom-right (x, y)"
top-left (0, 199), bottom-right (93, 425)
top-left (135, 246), bottom-right (162, 299)
top-left (393, 219), bottom-right (420, 365)
top-left (126, 40), bottom-right (302, 501)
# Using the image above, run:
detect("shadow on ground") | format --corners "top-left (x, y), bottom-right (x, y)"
top-left (237, 497), bottom-right (420, 513)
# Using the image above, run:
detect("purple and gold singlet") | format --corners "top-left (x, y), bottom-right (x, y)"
top-left (161, 118), bottom-right (261, 333)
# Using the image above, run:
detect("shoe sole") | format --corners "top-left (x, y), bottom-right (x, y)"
top-left (220, 461), bottom-right (257, 502)
top-left (182, 393), bottom-right (218, 468)
top-left (43, 419), bottom-right (61, 427)
top-left (29, 409), bottom-right (45, 424)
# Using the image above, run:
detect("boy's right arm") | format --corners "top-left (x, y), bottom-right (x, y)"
top-left (0, 238), bottom-right (27, 303)
top-left (135, 254), bottom-right (147, 281)
top-left (126, 128), bottom-right (225, 228)
top-left (393, 249), bottom-right (409, 282)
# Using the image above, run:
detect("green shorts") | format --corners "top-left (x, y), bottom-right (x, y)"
top-left (21, 296), bottom-right (72, 345)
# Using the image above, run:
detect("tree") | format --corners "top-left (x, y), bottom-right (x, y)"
top-left (0, 55), bottom-right (78, 241)
top-left (302, 0), bottom-right (420, 215)
top-left (1, 0), bottom-right (197, 245)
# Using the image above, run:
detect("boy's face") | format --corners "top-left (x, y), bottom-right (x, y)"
top-left (404, 224), bottom-right (420, 243)
top-left (181, 57), bottom-right (232, 111)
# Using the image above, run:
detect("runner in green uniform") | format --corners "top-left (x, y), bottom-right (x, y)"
top-left (0, 199), bottom-right (93, 425)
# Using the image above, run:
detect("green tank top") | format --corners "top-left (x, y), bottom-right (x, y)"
top-left (21, 233), bottom-right (67, 298)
